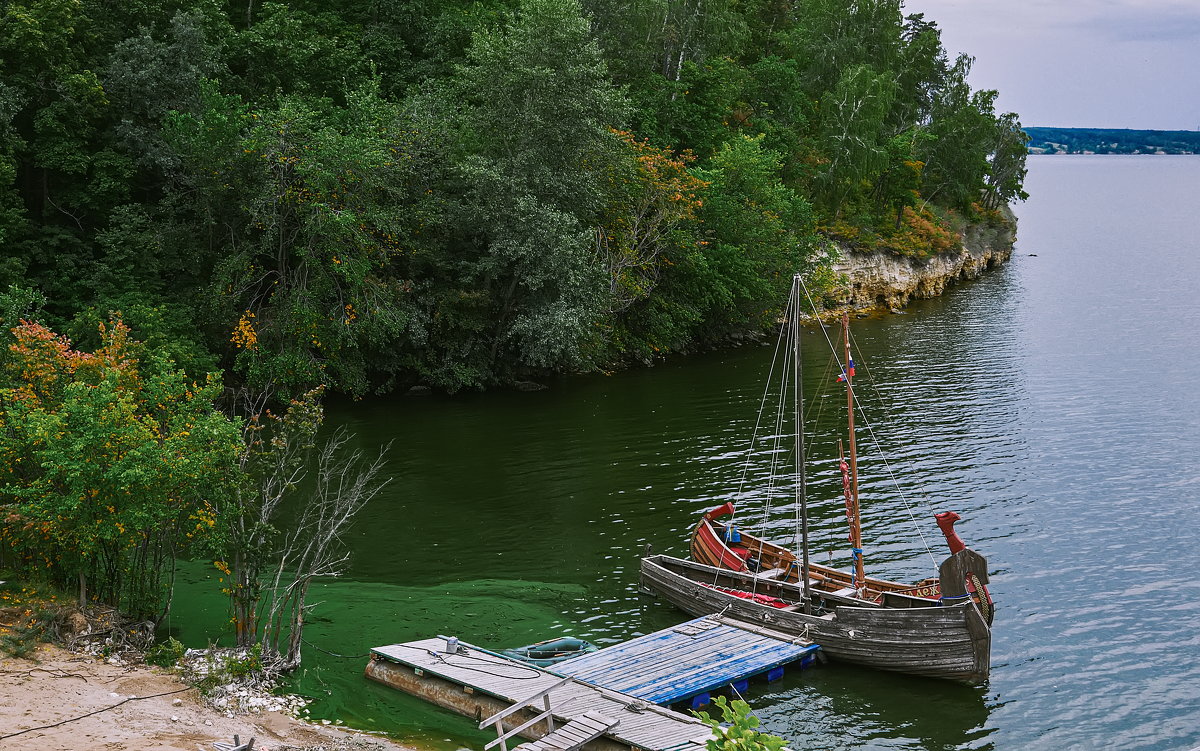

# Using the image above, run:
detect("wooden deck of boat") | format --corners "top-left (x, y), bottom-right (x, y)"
top-left (555, 615), bottom-right (819, 705)
top-left (369, 638), bottom-right (714, 751)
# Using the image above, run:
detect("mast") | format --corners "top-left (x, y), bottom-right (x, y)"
top-left (842, 313), bottom-right (866, 591)
top-left (791, 275), bottom-right (812, 613)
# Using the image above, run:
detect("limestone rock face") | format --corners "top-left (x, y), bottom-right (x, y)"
top-left (831, 216), bottom-right (1016, 312)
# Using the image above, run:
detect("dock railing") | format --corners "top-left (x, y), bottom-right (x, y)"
top-left (479, 675), bottom-right (575, 751)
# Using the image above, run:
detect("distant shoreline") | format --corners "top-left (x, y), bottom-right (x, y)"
top-left (1025, 126), bottom-right (1200, 155)
top-left (1028, 151), bottom-right (1198, 156)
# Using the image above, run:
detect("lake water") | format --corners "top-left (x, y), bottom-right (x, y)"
top-left (173, 156), bottom-right (1200, 750)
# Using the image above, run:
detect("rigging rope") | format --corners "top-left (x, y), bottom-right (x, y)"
top-left (846, 328), bottom-right (940, 571)
top-left (802, 348), bottom-right (839, 562)
top-left (794, 275), bottom-right (940, 575)
top-left (717, 291), bottom-right (793, 591)
top-left (732, 297), bottom-right (792, 506)
top-left (752, 293), bottom-right (795, 595)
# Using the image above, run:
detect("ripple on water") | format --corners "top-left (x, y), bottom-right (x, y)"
top-left (166, 157), bottom-right (1200, 750)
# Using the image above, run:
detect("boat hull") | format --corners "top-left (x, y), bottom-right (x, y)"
top-left (640, 554), bottom-right (990, 684)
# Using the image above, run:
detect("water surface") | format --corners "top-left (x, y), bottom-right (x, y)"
top-left (173, 155), bottom-right (1200, 750)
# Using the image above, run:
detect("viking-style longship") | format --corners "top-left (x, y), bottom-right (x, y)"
top-left (639, 275), bottom-right (994, 684)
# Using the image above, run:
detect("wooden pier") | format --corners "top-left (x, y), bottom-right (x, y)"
top-left (366, 615), bottom-right (820, 751)
top-left (556, 615), bottom-right (819, 707)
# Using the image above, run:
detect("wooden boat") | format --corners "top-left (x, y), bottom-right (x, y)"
top-left (691, 502), bottom-right (993, 625)
top-left (640, 553), bottom-right (991, 683)
top-left (639, 274), bottom-right (994, 684)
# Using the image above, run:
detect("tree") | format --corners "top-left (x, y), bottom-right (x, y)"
top-left (443, 0), bottom-right (631, 381)
top-left (0, 318), bottom-right (240, 620)
top-left (634, 56), bottom-right (750, 159)
top-left (0, 0), bottom-right (128, 315)
top-left (218, 387), bottom-right (389, 669)
top-left (679, 134), bottom-right (814, 336)
top-left (166, 79), bottom-right (428, 396)
top-left (983, 112), bottom-right (1029, 210)
top-left (784, 0), bottom-right (903, 99)
top-left (814, 65), bottom-right (897, 215)
top-left (0, 0), bottom-right (1027, 398)
top-left (0, 81), bottom-right (27, 270)
top-left (917, 55), bottom-right (996, 210)
top-left (225, 2), bottom-right (367, 99)
top-left (585, 0), bottom-right (747, 85)
top-left (596, 130), bottom-right (706, 314)
top-left (456, 0), bottom-right (628, 212)
top-left (890, 13), bottom-right (948, 130)
top-left (874, 130), bottom-right (930, 227)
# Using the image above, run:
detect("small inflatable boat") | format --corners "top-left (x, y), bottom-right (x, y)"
top-left (501, 636), bottom-right (598, 667)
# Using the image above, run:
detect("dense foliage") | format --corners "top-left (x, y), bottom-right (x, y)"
top-left (0, 314), bottom-right (240, 619)
top-left (1025, 127), bottom-right (1200, 155)
top-left (0, 0), bottom-right (1027, 396)
top-left (0, 314), bottom-right (384, 664)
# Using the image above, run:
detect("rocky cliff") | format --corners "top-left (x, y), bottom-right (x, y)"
top-left (830, 212), bottom-right (1016, 312)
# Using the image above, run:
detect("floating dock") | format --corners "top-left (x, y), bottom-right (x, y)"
top-left (556, 615), bottom-right (819, 708)
top-left (366, 615), bottom-right (820, 751)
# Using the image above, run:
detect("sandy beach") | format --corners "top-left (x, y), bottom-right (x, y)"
top-left (0, 644), bottom-right (419, 751)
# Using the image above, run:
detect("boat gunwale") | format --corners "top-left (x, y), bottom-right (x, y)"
top-left (643, 553), bottom-right (975, 618)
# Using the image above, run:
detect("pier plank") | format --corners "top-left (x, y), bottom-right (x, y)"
top-left (555, 616), bottom-right (818, 705)
top-left (368, 616), bottom-right (818, 751)
top-left (368, 640), bottom-right (710, 751)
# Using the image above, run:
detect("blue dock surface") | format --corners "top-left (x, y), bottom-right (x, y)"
top-left (554, 615), bottom-right (819, 705)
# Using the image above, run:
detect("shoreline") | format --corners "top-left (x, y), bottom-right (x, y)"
top-left (0, 644), bottom-right (423, 751)
top-left (826, 210), bottom-right (1017, 317)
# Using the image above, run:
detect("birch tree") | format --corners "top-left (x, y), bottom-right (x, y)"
top-left (815, 65), bottom-right (896, 215)
top-left (983, 112), bottom-right (1029, 210)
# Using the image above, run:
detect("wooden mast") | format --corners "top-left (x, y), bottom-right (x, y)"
top-left (842, 313), bottom-right (865, 590)
top-left (792, 275), bottom-right (812, 614)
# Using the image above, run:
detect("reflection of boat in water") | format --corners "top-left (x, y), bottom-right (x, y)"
top-left (640, 275), bottom-right (994, 684)
top-left (501, 636), bottom-right (598, 667)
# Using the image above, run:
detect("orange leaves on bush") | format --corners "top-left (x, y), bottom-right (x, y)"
top-left (6, 319), bottom-right (141, 404)
top-left (231, 311), bottom-right (259, 351)
top-left (610, 129), bottom-right (707, 217)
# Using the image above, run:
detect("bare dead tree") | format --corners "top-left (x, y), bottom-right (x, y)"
top-left (223, 386), bottom-right (320, 648)
top-left (258, 428), bottom-right (391, 669)
top-left (219, 387), bottom-right (390, 671)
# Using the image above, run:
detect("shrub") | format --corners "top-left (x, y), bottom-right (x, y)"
top-left (0, 606), bottom-right (51, 658)
top-left (146, 636), bottom-right (186, 667)
top-left (695, 697), bottom-right (787, 751)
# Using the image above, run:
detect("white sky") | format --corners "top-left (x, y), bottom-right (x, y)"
top-left (901, 0), bottom-right (1200, 130)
